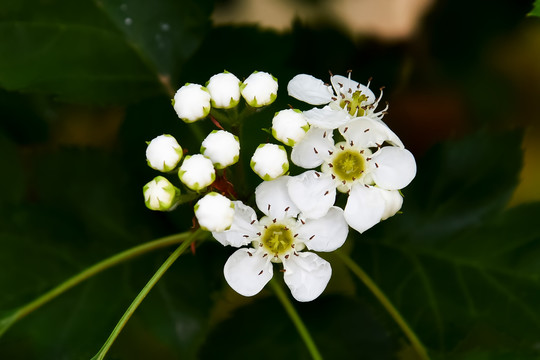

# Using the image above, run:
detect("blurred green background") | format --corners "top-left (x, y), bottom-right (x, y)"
top-left (1, 0), bottom-right (540, 359)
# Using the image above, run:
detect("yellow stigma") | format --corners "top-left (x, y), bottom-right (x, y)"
top-left (333, 150), bottom-right (366, 181)
top-left (340, 91), bottom-right (368, 116)
top-left (261, 224), bottom-right (293, 255)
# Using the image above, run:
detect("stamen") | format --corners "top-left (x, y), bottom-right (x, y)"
top-left (250, 220), bottom-right (256, 225)
top-left (294, 233), bottom-right (298, 237)
top-left (267, 204), bottom-right (271, 211)
top-left (263, 253), bottom-right (268, 258)
top-left (257, 232), bottom-right (261, 236)
top-left (285, 254), bottom-right (290, 259)
top-left (338, 82), bottom-right (343, 88)
top-left (291, 243), bottom-right (295, 248)
top-left (328, 163), bottom-right (334, 168)
top-left (364, 128), bottom-right (370, 133)
top-left (258, 270), bottom-right (263, 275)
top-left (323, 131), bottom-right (327, 138)
top-left (375, 163), bottom-right (379, 168)
top-left (300, 219), bottom-right (306, 225)
top-left (272, 218), bottom-right (277, 223)
top-left (350, 141), bottom-right (354, 146)
top-left (294, 252), bottom-right (299, 256)
top-left (342, 180), bottom-right (347, 185)
top-left (243, 235), bottom-right (249, 238)
top-left (360, 150), bottom-right (364, 154)
top-left (313, 147), bottom-right (318, 154)
top-left (285, 207), bottom-right (290, 212)
top-left (364, 184), bottom-right (370, 188)
top-left (324, 191), bottom-right (329, 196)
top-left (315, 172), bottom-right (320, 177)
top-left (280, 269), bottom-right (286, 272)
top-left (331, 174), bottom-right (336, 179)
top-left (309, 235), bottom-right (315, 240)
top-left (328, 150), bottom-right (333, 155)
top-left (331, 97), bottom-right (338, 101)
top-left (247, 251), bottom-right (252, 257)
top-left (339, 145), bottom-right (345, 150)
top-left (343, 127), bottom-right (348, 133)
top-left (366, 157), bottom-right (371, 161)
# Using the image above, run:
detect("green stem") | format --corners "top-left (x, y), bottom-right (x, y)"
top-left (0, 230), bottom-right (199, 338)
top-left (91, 229), bottom-right (202, 360)
top-left (269, 279), bottom-right (323, 360)
top-left (336, 250), bottom-right (430, 360)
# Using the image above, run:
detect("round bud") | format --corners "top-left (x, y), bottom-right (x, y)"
top-left (173, 84), bottom-right (211, 123)
top-left (194, 192), bottom-right (235, 232)
top-left (240, 71), bottom-right (278, 107)
top-left (250, 143), bottom-right (289, 180)
top-left (178, 154), bottom-right (216, 191)
top-left (206, 72), bottom-right (241, 109)
top-left (271, 109), bottom-right (309, 146)
top-left (201, 130), bottom-right (240, 169)
top-left (143, 176), bottom-right (181, 211)
top-left (146, 134), bottom-right (183, 172)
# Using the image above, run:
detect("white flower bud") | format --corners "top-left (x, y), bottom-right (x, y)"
top-left (194, 192), bottom-right (235, 232)
top-left (143, 176), bottom-right (181, 211)
top-left (271, 109), bottom-right (309, 146)
top-left (206, 72), bottom-right (241, 109)
top-left (240, 71), bottom-right (278, 107)
top-left (250, 143), bottom-right (289, 180)
top-left (145, 134), bottom-right (183, 172)
top-left (178, 154), bottom-right (216, 191)
top-left (173, 84), bottom-right (211, 123)
top-left (201, 130), bottom-right (240, 169)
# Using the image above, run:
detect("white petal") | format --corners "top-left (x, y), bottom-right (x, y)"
top-left (224, 248), bottom-right (273, 297)
top-left (303, 106), bottom-right (351, 129)
top-left (255, 176), bottom-right (300, 220)
top-left (287, 171), bottom-right (336, 219)
top-left (380, 189), bottom-right (403, 221)
top-left (287, 74), bottom-right (333, 105)
top-left (291, 127), bottom-right (334, 169)
top-left (330, 75), bottom-right (376, 105)
top-left (283, 252), bottom-right (332, 302)
top-left (298, 207), bottom-right (348, 252)
top-left (212, 201), bottom-right (259, 247)
top-left (339, 116), bottom-right (404, 148)
top-left (344, 185), bottom-right (386, 233)
top-left (371, 147), bottom-right (416, 190)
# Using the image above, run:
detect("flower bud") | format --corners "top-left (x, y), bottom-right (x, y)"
top-left (206, 72), bottom-right (241, 109)
top-left (178, 154), bottom-right (216, 191)
top-left (271, 109), bottom-right (309, 146)
top-left (240, 71), bottom-right (278, 107)
top-left (173, 84), bottom-right (211, 123)
top-left (250, 143), bottom-right (289, 180)
top-left (143, 176), bottom-right (181, 211)
top-left (194, 192), bottom-right (235, 232)
top-left (145, 134), bottom-right (183, 172)
top-left (201, 130), bottom-right (240, 169)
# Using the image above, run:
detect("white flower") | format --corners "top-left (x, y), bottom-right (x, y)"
top-left (287, 73), bottom-right (387, 129)
top-left (143, 176), bottom-right (181, 211)
top-left (241, 71), bottom-right (278, 107)
top-left (291, 117), bottom-right (416, 233)
top-left (201, 130), bottom-right (240, 169)
top-left (195, 192), bottom-right (235, 232)
top-left (173, 83), bottom-right (211, 123)
top-left (213, 176), bottom-right (349, 302)
top-left (250, 143), bottom-right (289, 181)
top-left (206, 72), bottom-right (241, 109)
top-left (145, 134), bottom-right (183, 172)
top-left (178, 154), bottom-right (216, 191)
top-left (271, 109), bottom-right (309, 146)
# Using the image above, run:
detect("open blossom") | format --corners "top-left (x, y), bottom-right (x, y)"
top-left (287, 73), bottom-right (387, 129)
top-left (212, 176), bottom-right (348, 302)
top-left (291, 116), bottom-right (416, 233)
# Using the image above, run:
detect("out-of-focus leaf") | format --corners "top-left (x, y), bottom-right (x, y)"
top-left (0, 134), bottom-right (24, 206)
top-left (348, 131), bottom-right (540, 356)
top-left (0, 0), bottom-right (213, 103)
top-left (199, 294), bottom-right (399, 360)
top-left (530, 0), bottom-right (540, 17)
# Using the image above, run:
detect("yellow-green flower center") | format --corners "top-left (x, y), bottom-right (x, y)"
top-left (333, 150), bottom-right (366, 181)
top-left (339, 91), bottom-right (368, 116)
top-left (261, 224), bottom-right (293, 255)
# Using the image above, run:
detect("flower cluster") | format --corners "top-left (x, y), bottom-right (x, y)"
top-left (142, 70), bottom-right (416, 302)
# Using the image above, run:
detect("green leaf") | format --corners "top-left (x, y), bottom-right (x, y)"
top-left (0, 0), bottom-right (213, 103)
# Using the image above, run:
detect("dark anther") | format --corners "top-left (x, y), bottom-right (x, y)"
top-left (340, 145), bottom-right (345, 150)
top-left (313, 147), bottom-right (318, 154)
top-left (294, 233), bottom-right (299, 237)
top-left (251, 220), bottom-right (256, 225)
top-left (328, 150), bottom-right (333, 155)
top-left (328, 163), bottom-right (334, 168)
top-left (375, 163), bottom-right (379, 168)
top-left (315, 172), bottom-right (320, 177)
top-left (343, 127), bottom-right (348, 133)
top-left (364, 128), bottom-right (370, 133)
top-left (309, 235), bottom-right (315, 240)
top-left (263, 253), bottom-right (268, 258)
top-left (243, 235), bottom-right (249, 238)
top-left (331, 174), bottom-right (336, 179)
top-left (272, 218), bottom-right (277, 223)
top-left (323, 131), bottom-right (327, 138)
top-left (285, 254), bottom-right (290, 259)
top-left (258, 270), bottom-right (263, 275)
top-left (247, 252), bottom-right (253, 257)
top-left (324, 191), bottom-right (329, 196)
top-left (285, 206), bottom-right (290, 211)
top-left (268, 204), bottom-right (271, 211)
